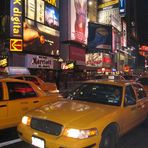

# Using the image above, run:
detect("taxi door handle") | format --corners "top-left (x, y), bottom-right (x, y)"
top-left (33, 100), bottom-right (39, 103)
top-left (131, 107), bottom-right (136, 111)
top-left (0, 105), bottom-right (7, 108)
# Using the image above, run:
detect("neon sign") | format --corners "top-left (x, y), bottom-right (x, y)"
top-left (10, 0), bottom-right (23, 38)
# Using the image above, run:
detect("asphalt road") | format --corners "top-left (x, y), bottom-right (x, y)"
top-left (1, 125), bottom-right (148, 148)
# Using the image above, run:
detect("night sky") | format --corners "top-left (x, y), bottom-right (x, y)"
top-left (137, 0), bottom-right (148, 45)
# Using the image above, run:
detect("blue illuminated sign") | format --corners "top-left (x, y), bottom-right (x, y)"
top-left (119, 0), bottom-right (126, 17)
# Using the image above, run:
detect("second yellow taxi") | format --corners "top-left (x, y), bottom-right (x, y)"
top-left (0, 78), bottom-right (58, 129)
top-left (17, 80), bottom-right (148, 148)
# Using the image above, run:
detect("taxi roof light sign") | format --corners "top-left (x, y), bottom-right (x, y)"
top-left (4, 66), bottom-right (30, 75)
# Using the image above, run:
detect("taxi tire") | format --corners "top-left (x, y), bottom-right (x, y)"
top-left (99, 126), bottom-right (118, 148)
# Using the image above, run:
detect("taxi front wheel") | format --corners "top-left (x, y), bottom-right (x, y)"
top-left (99, 127), bottom-right (118, 148)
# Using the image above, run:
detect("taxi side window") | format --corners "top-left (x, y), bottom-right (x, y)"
top-left (7, 82), bottom-right (37, 100)
top-left (124, 85), bottom-right (136, 106)
top-left (0, 82), bottom-right (3, 100)
top-left (25, 77), bottom-right (40, 86)
top-left (133, 84), bottom-right (147, 99)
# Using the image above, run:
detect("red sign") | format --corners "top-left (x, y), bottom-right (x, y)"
top-left (69, 46), bottom-right (85, 64)
top-left (140, 46), bottom-right (148, 52)
top-left (10, 39), bottom-right (23, 51)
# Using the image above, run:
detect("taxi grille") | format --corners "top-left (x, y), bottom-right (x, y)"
top-left (30, 118), bottom-right (63, 136)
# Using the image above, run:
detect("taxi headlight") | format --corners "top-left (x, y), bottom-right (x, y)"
top-left (22, 116), bottom-right (31, 126)
top-left (63, 128), bottom-right (98, 139)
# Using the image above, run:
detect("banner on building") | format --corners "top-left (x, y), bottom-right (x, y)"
top-left (25, 54), bottom-right (54, 69)
top-left (87, 22), bottom-right (112, 51)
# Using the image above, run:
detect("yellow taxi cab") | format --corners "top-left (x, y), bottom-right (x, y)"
top-left (8, 74), bottom-right (58, 94)
top-left (3, 66), bottom-right (58, 94)
top-left (17, 80), bottom-right (148, 148)
top-left (0, 78), bottom-right (59, 130)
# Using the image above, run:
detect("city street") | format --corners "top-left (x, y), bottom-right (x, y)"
top-left (1, 124), bottom-right (148, 148)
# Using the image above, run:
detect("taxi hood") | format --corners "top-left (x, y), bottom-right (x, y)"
top-left (28, 99), bottom-right (119, 128)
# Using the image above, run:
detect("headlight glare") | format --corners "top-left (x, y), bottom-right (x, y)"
top-left (63, 128), bottom-right (98, 139)
top-left (22, 116), bottom-right (31, 126)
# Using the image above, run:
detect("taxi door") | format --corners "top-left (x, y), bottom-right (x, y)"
top-left (120, 85), bottom-right (141, 134)
top-left (6, 82), bottom-right (41, 127)
top-left (0, 82), bottom-right (8, 129)
top-left (133, 83), bottom-right (148, 120)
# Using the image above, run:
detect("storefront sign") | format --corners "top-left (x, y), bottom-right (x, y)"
top-left (10, 0), bottom-right (23, 38)
top-left (61, 61), bottom-right (75, 70)
top-left (26, 54), bottom-right (54, 69)
top-left (10, 39), bottom-right (23, 51)
top-left (0, 59), bottom-right (7, 67)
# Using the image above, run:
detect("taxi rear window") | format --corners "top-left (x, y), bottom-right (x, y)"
top-left (7, 82), bottom-right (37, 100)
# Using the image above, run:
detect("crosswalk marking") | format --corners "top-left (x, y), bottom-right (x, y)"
top-left (0, 138), bottom-right (22, 147)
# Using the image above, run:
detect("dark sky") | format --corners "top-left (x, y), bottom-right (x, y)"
top-left (137, 0), bottom-right (148, 45)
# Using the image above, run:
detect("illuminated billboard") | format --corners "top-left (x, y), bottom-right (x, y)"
top-left (10, 0), bottom-right (23, 38)
top-left (86, 53), bottom-right (103, 67)
top-left (24, 0), bottom-right (59, 56)
top-left (119, 0), bottom-right (126, 17)
top-left (69, 46), bottom-right (85, 65)
top-left (69, 0), bottom-right (88, 44)
top-left (87, 22), bottom-right (112, 51)
top-left (45, 4), bottom-right (59, 30)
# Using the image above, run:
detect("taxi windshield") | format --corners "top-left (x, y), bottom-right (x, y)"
top-left (67, 83), bottom-right (123, 106)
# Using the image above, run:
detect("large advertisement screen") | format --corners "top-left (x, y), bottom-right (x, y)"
top-left (69, 0), bottom-right (88, 44)
top-left (87, 22), bottom-right (112, 51)
top-left (24, 0), bottom-right (59, 56)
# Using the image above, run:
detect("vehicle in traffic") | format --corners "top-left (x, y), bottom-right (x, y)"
top-left (0, 78), bottom-right (59, 129)
top-left (3, 66), bottom-right (58, 94)
top-left (123, 74), bottom-right (139, 81)
top-left (4, 74), bottom-right (58, 94)
top-left (17, 79), bottom-right (148, 148)
top-left (137, 75), bottom-right (148, 94)
top-left (95, 74), bottom-right (125, 80)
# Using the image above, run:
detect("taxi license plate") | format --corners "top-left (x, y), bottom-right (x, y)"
top-left (32, 136), bottom-right (45, 148)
